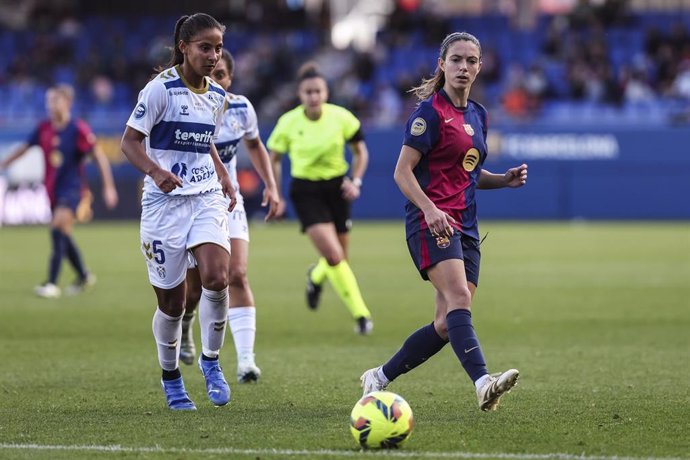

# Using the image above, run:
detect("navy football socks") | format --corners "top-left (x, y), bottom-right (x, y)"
top-left (48, 228), bottom-right (66, 284)
top-left (64, 233), bottom-right (87, 280)
top-left (446, 309), bottom-right (488, 383)
top-left (382, 322), bottom-right (448, 381)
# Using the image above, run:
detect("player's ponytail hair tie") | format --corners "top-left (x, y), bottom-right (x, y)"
top-left (409, 31), bottom-right (482, 101)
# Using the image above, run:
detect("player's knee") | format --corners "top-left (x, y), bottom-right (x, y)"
top-left (442, 287), bottom-right (472, 309)
top-left (228, 268), bottom-right (248, 290)
top-left (202, 273), bottom-right (228, 292)
top-left (323, 251), bottom-right (344, 266)
top-left (159, 298), bottom-right (186, 317)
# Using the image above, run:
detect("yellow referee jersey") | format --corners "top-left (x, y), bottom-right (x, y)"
top-left (267, 103), bottom-right (360, 181)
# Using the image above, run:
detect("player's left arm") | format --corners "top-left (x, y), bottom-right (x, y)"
top-left (477, 163), bottom-right (528, 189)
top-left (244, 137), bottom-right (279, 221)
top-left (210, 142), bottom-right (236, 211)
top-left (91, 144), bottom-right (119, 209)
top-left (343, 137), bottom-right (369, 201)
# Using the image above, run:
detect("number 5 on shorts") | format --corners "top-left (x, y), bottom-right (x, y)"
top-left (143, 239), bottom-right (166, 264)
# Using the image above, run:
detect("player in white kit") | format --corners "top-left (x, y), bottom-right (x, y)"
top-left (180, 49), bottom-right (280, 384)
top-left (121, 13), bottom-right (235, 411)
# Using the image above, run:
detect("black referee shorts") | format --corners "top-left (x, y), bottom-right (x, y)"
top-left (289, 176), bottom-right (352, 233)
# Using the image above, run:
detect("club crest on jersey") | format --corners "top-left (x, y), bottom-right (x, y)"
top-left (436, 235), bottom-right (451, 249)
top-left (157, 266), bottom-right (166, 279)
top-left (463, 148), bottom-right (480, 172)
top-left (410, 117), bottom-right (427, 136)
top-left (463, 124), bottom-right (475, 136)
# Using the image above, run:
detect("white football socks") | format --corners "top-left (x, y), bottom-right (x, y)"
top-left (152, 307), bottom-right (183, 371)
top-left (228, 306), bottom-right (256, 359)
top-left (198, 287), bottom-right (229, 358)
top-left (475, 374), bottom-right (491, 391)
top-left (376, 366), bottom-right (390, 385)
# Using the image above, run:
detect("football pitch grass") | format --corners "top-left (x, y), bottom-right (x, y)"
top-left (0, 220), bottom-right (688, 460)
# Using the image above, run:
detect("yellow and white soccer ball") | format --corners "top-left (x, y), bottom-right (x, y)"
top-left (349, 391), bottom-right (414, 449)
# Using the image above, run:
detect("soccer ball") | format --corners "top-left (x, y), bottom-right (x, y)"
top-left (349, 391), bottom-right (414, 449)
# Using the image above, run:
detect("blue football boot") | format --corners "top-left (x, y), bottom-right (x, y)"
top-left (198, 356), bottom-right (231, 406)
top-left (161, 376), bottom-right (196, 411)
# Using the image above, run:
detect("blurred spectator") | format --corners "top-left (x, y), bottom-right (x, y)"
top-left (1, 1), bottom-right (690, 128)
top-left (670, 61), bottom-right (690, 99)
top-left (621, 68), bottom-right (656, 103)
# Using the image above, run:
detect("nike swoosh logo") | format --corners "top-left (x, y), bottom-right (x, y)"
top-left (444, 118), bottom-right (454, 123)
top-left (464, 346), bottom-right (479, 353)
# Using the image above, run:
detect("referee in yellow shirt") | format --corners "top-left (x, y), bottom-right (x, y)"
top-left (267, 62), bottom-right (373, 335)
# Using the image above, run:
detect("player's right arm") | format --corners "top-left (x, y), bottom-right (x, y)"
top-left (0, 143), bottom-right (31, 171)
top-left (121, 80), bottom-right (182, 194)
top-left (395, 103), bottom-right (454, 237)
top-left (121, 127), bottom-right (182, 194)
top-left (394, 145), bottom-right (455, 238)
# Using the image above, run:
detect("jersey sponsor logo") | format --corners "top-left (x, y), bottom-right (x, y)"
top-left (171, 162), bottom-right (188, 179)
top-left (463, 147), bottom-right (480, 172)
top-left (180, 105), bottom-right (189, 116)
top-left (171, 90), bottom-right (188, 96)
top-left (217, 139), bottom-right (240, 163)
top-left (50, 150), bottom-right (63, 167)
top-left (134, 103), bottom-right (146, 119)
top-left (444, 117), bottom-right (454, 123)
top-left (463, 124), bottom-right (475, 136)
top-left (150, 121), bottom-right (216, 154)
top-left (410, 117), bottom-right (427, 136)
top-left (175, 129), bottom-right (214, 143)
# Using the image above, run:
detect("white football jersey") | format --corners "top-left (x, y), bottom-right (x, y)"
top-left (126, 66), bottom-right (226, 199)
top-left (215, 93), bottom-right (260, 192)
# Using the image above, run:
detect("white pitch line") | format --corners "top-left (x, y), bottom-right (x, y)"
top-left (0, 443), bottom-right (686, 460)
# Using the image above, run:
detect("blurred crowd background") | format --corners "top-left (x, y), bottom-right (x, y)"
top-left (1, 0), bottom-right (689, 130)
top-left (1, 0), bottom-right (689, 224)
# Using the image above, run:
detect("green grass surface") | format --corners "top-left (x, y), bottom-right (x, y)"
top-left (0, 221), bottom-right (688, 459)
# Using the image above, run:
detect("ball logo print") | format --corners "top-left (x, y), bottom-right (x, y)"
top-left (349, 391), bottom-right (414, 449)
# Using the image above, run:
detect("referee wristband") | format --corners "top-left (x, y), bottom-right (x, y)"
top-left (352, 177), bottom-right (363, 188)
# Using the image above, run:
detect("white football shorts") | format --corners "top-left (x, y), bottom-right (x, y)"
top-left (140, 191), bottom-right (231, 289)
top-left (186, 192), bottom-right (248, 269)
top-left (227, 193), bottom-right (249, 242)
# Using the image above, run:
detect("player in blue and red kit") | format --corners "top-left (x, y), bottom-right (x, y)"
top-left (360, 32), bottom-right (528, 411)
top-left (0, 84), bottom-right (118, 298)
